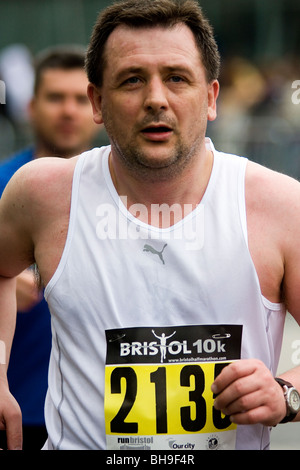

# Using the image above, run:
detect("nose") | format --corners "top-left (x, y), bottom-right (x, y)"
top-left (143, 78), bottom-right (169, 112)
top-left (61, 97), bottom-right (78, 116)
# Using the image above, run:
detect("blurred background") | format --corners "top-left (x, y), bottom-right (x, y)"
top-left (0, 0), bottom-right (300, 174)
top-left (0, 0), bottom-right (300, 450)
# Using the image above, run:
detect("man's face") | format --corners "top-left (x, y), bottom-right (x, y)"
top-left (88, 23), bottom-right (219, 181)
top-left (30, 68), bottom-right (99, 157)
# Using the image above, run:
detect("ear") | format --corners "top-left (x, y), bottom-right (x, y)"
top-left (207, 79), bottom-right (219, 122)
top-left (87, 83), bottom-right (104, 125)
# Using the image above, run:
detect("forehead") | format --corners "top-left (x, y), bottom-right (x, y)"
top-left (37, 68), bottom-right (88, 93)
top-left (104, 23), bottom-right (203, 74)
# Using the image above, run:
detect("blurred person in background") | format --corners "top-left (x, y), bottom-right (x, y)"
top-left (0, 45), bottom-right (100, 449)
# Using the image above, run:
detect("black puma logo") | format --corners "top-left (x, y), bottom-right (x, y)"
top-left (143, 243), bottom-right (167, 264)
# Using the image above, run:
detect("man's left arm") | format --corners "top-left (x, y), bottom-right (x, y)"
top-left (212, 173), bottom-right (300, 427)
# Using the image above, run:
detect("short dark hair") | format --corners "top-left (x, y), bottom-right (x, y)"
top-left (85, 0), bottom-right (220, 87)
top-left (34, 45), bottom-right (86, 94)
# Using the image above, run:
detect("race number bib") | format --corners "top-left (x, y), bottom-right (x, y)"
top-left (104, 325), bottom-right (242, 450)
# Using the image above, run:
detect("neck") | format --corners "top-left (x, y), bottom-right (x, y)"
top-left (109, 144), bottom-right (213, 228)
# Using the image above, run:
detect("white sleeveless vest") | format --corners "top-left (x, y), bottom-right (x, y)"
top-left (44, 139), bottom-right (285, 450)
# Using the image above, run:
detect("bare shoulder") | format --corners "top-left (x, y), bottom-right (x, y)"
top-left (246, 160), bottom-right (300, 223)
top-left (0, 156), bottom-right (79, 280)
top-left (2, 156), bottom-right (78, 218)
top-left (246, 160), bottom-right (300, 313)
top-left (8, 155), bottom-right (77, 199)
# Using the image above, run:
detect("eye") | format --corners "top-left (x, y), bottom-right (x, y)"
top-left (77, 95), bottom-right (90, 105)
top-left (123, 76), bottom-right (141, 85)
top-left (169, 75), bottom-right (185, 83)
top-left (46, 93), bottom-right (64, 102)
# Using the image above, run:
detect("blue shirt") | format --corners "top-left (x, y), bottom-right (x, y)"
top-left (0, 148), bottom-right (51, 426)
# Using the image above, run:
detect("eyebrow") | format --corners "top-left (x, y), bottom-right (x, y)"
top-left (113, 66), bottom-right (144, 84)
top-left (114, 64), bottom-right (195, 84)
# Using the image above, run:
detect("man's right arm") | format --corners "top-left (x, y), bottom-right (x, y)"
top-left (0, 164), bottom-right (37, 449)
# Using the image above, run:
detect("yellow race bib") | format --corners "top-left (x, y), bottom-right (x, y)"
top-left (105, 325), bottom-right (242, 450)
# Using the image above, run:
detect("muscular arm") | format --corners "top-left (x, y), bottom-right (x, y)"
top-left (212, 164), bottom-right (300, 427)
top-left (0, 164), bottom-right (38, 449)
top-left (0, 157), bottom-right (73, 448)
top-left (0, 165), bottom-right (36, 278)
top-left (274, 172), bottom-right (300, 421)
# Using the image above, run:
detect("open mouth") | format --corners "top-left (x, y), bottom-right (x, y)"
top-left (142, 126), bottom-right (171, 133)
top-left (141, 125), bottom-right (173, 141)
